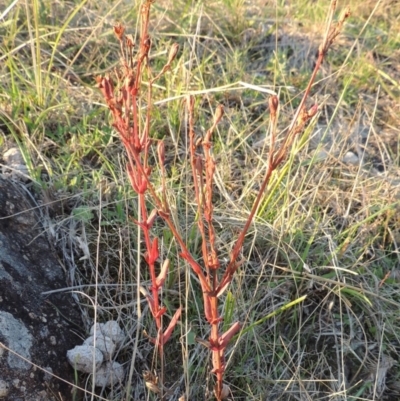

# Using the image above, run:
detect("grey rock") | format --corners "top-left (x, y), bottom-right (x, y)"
top-left (67, 345), bottom-right (103, 374)
top-left (0, 379), bottom-right (9, 397)
top-left (343, 151), bottom-right (359, 165)
top-left (2, 148), bottom-right (29, 181)
top-left (93, 361), bottom-right (125, 388)
top-left (0, 311), bottom-right (32, 370)
top-left (0, 178), bottom-right (82, 400)
top-left (90, 320), bottom-right (125, 346)
top-left (84, 334), bottom-right (116, 360)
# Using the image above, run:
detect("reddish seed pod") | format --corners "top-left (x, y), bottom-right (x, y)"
top-left (268, 95), bottom-right (279, 118)
top-left (157, 141), bottom-right (165, 166)
top-left (125, 34), bottom-right (134, 48)
top-left (113, 23), bottom-right (125, 41)
top-left (146, 209), bottom-right (158, 228)
top-left (155, 259), bottom-right (170, 288)
top-left (307, 104), bottom-right (318, 118)
top-left (340, 7), bottom-right (351, 21)
top-left (218, 322), bottom-right (241, 348)
top-left (142, 35), bottom-right (151, 58)
top-left (195, 156), bottom-right (203, 173)
top-left (214, 105), bottom-right (224, 125)
top-left (95, 75), bottom-right (103, 87)
top-left (162, 307), bottom-right (182, 344)
top-left (188, 95), bottom-right (195, 112)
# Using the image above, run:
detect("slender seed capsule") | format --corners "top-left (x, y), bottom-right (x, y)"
top-left (157, 141), bottom-right (165, 166)
top-left (307, 104), bottom-right (318, 118)
top-left (113, 23), bottom-right (125, 41)
top-left (214, 104), bottom-right (224, 125)
top-left (167, 43), bottom-right (179, 65)
top-left (268, 95), bottom-right (279, 118)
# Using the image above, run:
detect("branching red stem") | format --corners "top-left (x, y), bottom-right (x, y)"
top-left (97, 1), bottom-right (349, 400)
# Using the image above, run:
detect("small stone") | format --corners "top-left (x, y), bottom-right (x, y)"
top-left (214, 383), bottom-right (230, 400)
top-left (43, 367), bottom-right (53, 382)
top-left (67, 345), bottom-right (103, 373)
top-left (102, 321), bottom-right (125, 346)
top-left (343, 151), bottom-right (359, 165)
top-left (90, 322), bottom-right (104, 336)
top-left (2, 147), bottom-right (29, 181)
top-left (90, 320), bottom-right (124, 346)
top-left (3, 148), bottom-right (24, 165)
top-left (84, 334), bottom-right (116, 360)
top-left (0, 311), bottom-right (33, 370)
top-left (93, 361), bottom-right (125, 388)
top-left (0, 380), bottom-right (9, 397)
top-left (221, 383), bottom-right (230, 399)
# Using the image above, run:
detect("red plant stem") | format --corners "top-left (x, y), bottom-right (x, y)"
top-left (97, 2), bottom-right (349, 399)
top-left (218, 4), bottom-right (350, 297)
top-left (129, 145), bottom-right (211, 292)
top-left (97, 5), bottom-right (185, 394)
top-left (187, 99), bottom-right (233, 399)
top-left (210, 293), bottom-right (222, 397)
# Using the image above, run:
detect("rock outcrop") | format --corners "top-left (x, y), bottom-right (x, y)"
top-left (0, 178), bottom-right (82, 401)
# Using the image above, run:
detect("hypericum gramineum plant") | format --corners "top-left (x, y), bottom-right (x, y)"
top-left (96, 2), bottom-right (181, 398)
top-left (97, 1), bottom-right (349, 399)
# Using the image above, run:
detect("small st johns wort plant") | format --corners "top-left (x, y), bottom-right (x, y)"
top-left (97, 1), bottom-right (349, 399)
